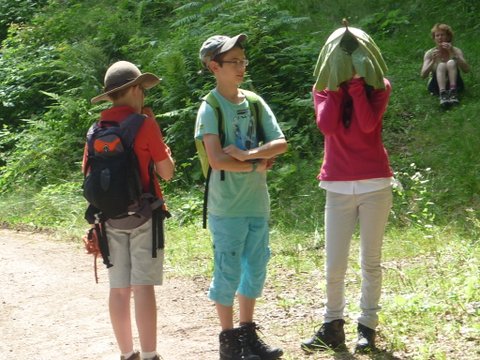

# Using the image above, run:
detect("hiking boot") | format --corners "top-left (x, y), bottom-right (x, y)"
top-left (120, 351), bottom-right (140, 360)
top-left (301, 319), bottom-right (345, 352)
top-left (241, 322), bottom-right (284, 360)
top-left (448, 88), bottom-right (459, 105)
top-left (219, 328), bottom-right (261, 360)
top-left (355, 323), bottom-right (376, 353)
top-left (439, 90), bottom-right (449, 107)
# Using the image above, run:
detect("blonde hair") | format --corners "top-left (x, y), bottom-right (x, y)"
top-left (431, 23), bottom-right (454, 42)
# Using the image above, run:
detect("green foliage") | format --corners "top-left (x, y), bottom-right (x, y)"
top-left (0, 93), bottom-right (92, 193)
top-left (391, 163), bottom-right (436, 230)
top-left (0, 0), bottom-right (478, 238)
top-left (0, 0), bottom-right (47, 41)
top-left (359, 9), bottom-right (410, 36)
top-left (0, 0), bottom-right (479, 234)
top-left (0, 25), bottom-right (60, 126)
top-left (380, 229), bottom-right (480, 359)
top-left (0, 182), bottom-right (85, 233)
top-left (0, 2), bottom-right (479, 357)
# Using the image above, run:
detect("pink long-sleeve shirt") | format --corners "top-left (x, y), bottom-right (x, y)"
top-left (314, 78), bottom-right (393, 181)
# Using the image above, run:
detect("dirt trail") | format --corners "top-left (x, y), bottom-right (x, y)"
top-left (6, 228), bottom-right (461, 360)
top-left (0, 228), bottom-right (219, 359)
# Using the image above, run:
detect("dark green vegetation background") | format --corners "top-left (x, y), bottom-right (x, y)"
top-left (0, 0), bottom-right (478, 236)
top-left (1, 2), bottom-right (479, 358)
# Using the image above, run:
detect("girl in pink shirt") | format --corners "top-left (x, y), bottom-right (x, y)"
top-left (302, 24), bottom-right (393, 354)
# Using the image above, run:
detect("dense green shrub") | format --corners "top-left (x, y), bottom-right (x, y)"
top-left (0, 0), bottom-right (47, 41)
top-left (0, 0), bottom-right (479, 236)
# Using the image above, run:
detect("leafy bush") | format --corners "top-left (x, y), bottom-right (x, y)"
top-left (0, 0), bottom-right (479, 238)
top-left (0, 0), bottom-right (47, 41)
top-left (0, 93), bottom-right (92, 193)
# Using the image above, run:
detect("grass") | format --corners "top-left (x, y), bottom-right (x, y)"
top-left (0, 187), bottom-right (86, 239)
top-left (0, 182), bottom-right (478, 359)
top-left (262, 224), bottom-right (480, 359)
top-left (380, 230), bottom-right (479, 359)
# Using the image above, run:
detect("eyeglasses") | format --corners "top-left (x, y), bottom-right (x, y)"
top-left (218, 59), bottom-right (249, 67)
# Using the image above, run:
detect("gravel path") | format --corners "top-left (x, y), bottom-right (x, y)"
top-left (0, 228), bottom-right (218, 359)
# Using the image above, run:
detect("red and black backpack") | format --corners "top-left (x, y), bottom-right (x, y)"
top-left (83, 113), bottom-right (146, 219)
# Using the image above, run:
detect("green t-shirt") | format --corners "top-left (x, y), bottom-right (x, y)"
top-left (194, 89), bottom-right (284, 217)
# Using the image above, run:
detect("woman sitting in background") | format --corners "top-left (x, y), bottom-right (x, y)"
top-left (420, 23), bottom-right (470, 107)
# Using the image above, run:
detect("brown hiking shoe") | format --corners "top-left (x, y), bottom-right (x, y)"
top-left (448, 88), bottom-right (459, 105)
top-left (120, 351), bottom-right (140, 360)
top-left (355, 323), bottom-right (377, 353)
top-left (439, 90), bottom-right (449, 107)
top-left (219, 328), bottom-right (260, 360)
top-left (301, 319), bottom-right (346, 352)
top-left (241, 322), bottom-right (284, 360)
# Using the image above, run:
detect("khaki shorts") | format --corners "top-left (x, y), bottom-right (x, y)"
top-left (106, 219), bottom-right (164, 288)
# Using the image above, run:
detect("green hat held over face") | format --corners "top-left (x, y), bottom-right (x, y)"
top-left (314, 20), bottom-right (387, 91)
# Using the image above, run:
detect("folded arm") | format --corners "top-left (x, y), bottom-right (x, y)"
top-left (223, 138), bottom-right (287, 162)
top-left (203, 133), bottom-right (269, 173)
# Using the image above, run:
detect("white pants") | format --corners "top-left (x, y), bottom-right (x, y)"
top-left (324, 187), bottom-right (392, 329)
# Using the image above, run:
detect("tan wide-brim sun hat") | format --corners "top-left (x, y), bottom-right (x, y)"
top-left (91, 61), bottom-right (161, 104)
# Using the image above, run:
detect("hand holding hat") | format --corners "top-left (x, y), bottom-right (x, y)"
top-left (314, 20), bottom-right (387, 91)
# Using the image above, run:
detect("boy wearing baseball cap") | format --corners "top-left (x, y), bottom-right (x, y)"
top-left (84, 61), bottom-right (175, 360)
top-left (195, 34), bottom-right (287, 360)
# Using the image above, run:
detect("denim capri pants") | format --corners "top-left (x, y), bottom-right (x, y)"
top-left (207, 214), bottom-right (271, 306)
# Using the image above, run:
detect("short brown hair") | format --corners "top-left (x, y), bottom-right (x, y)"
top-left (108, 86), bottom-right (132, 101)
top-left (431, 23), bottom-right (453, 42)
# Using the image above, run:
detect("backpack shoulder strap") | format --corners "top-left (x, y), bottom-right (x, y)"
top-left (202, 92), bottom-right (225, 146)
top-left (240, 88), bottom-right (260, 101)
top-left (119, 113), bottom-right (147, 149)
top-left (202, 91), bottom-right (225, 182)
top-left (86, 122), bottom-right (101, 156)
top-left (240, 89), bottom-right (265, 143)
top-left (200, 92), bottom-right (225, 229)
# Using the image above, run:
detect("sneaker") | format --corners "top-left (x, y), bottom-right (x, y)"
top-left (120, 351), bottom-right (140, 360)
top-left (448, 88), bottom-right (459, 105)
top-left (241, 322), bottom-right (284, 360)
top-left (301, 319), bottom-right (345, 352)
top-left (219, 328), bottom-right (261, 360)
top-left (439, 90), bottom-right (449, 107)
top-left (355, 323), bottom-right (376, 353)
